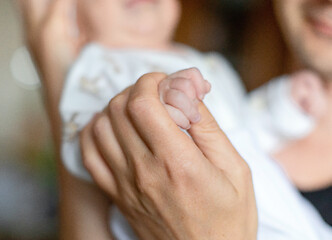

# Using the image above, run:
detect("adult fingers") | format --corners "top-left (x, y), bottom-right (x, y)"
top-left (16, 0), bottom-right (49, 31)
top-left (92, 113), bottom-right (131, 185)
top-left (106, 88), bottom-right (162, 187)
top-left (91, 111), bottom-right (148, 206)
top-left (80, 118), bottom-right (118, 198)
top-left (46, 0), bottom-right (77, 28)
top-left (127, 73), bottom-right (197, 156)
top-left (188, 102), bottom-right (251, 182)
top-left (127, 73), bottom-right (210, 178)
top-left (45, 0), bottom-right (83, 58)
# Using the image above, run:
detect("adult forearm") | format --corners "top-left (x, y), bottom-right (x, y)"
top-left (59, 164), bottom-right (114, 240)
top-left (18, 1), bottom-right (115, 238)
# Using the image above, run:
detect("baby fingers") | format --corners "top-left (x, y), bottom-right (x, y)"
top-left (164, 105), bottom-right (191, 130)
top-left (169, 77), bottom-right (198, 100)
top-left (163, 89), bottom-right (201, 126)
top-left (168, 68), bottom-right (209, 100)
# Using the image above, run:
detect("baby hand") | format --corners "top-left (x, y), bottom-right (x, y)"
top-left (158, 68), bottom-right (211, 130)
top-left (291, 70), bottom-right (327, 119)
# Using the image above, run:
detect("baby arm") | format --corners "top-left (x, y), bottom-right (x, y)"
top-left (247, 70), bottom-right (328, 153)
top-left (158, 68), bottom-right (211, 130)
top-left (290, 70), bottom-right (327, 119)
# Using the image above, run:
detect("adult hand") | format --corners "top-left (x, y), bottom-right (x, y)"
top-left (17, 0), bottom-right (85, 73)
top-left (17, 2), bottom-right (115, 240)
top-left (17, 0), bottom-right (87, 141)
top-left (80, 69), bottom-right (258, 240)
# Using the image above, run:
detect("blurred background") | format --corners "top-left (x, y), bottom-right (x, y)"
top-left (0, 0), bottom-right (290, 239)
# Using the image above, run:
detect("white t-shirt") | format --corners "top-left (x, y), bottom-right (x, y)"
top-left (60, 43), bottom-right (332, 239)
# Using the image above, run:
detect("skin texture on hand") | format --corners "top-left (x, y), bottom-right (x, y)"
top-left (80, 71), bottom-right (258, 240)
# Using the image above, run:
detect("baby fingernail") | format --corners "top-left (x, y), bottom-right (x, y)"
top-left (205, 80), bottom-right (211, 92)
top-left (185, 124), bottom-right (191, 130)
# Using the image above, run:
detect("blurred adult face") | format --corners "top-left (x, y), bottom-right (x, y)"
top-left (274, 0), bottom-right (332, 79)
top-left (77, 0), bottom-right (181, 49)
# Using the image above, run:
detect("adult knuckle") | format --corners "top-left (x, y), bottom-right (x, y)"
top-left (166, 154), bottom-right (199, 183)
top-left (128, 96), bottom-right (157, 118)
top-left (139, 72), bottom-right (167, 81)
top-left (92, 115), bottom-right (108, 140)
top-left (109, 94), bottom-right (125, 114)
top-left (128, 96), bottom-right (145, 113)
top-left (241, 161), bottom-right (252, 178)
top-left (135, 175), bottom-right (148, 194)
top-left (235, 159), bottom-right (252, 180)
top-left (180, 163), bottom-right (200, 182)
top-left (134, 171), bottom-right (157, 195)
top-left (133, 156), bottom-right (163, 195)
top-left (139, 72), bottom-right (154, 80)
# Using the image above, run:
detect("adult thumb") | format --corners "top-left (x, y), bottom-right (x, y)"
top-left (188, 102), bottom-right (243, 173)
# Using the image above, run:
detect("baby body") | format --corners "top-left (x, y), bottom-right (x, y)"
top-left (60, 0), bottom-right (331, 238)
top-left (61, 43), bottom-right (245, 239)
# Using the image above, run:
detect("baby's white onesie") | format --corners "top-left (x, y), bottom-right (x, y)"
top-left (60, 43), bottom-right (246, 239)
top-left (60, 43), bottom-right (331, 239)
top-left (60, 43), bottom-right (245, 180)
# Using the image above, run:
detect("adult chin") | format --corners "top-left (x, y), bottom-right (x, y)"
top-left (274, 0), bottom-right (332, 80)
